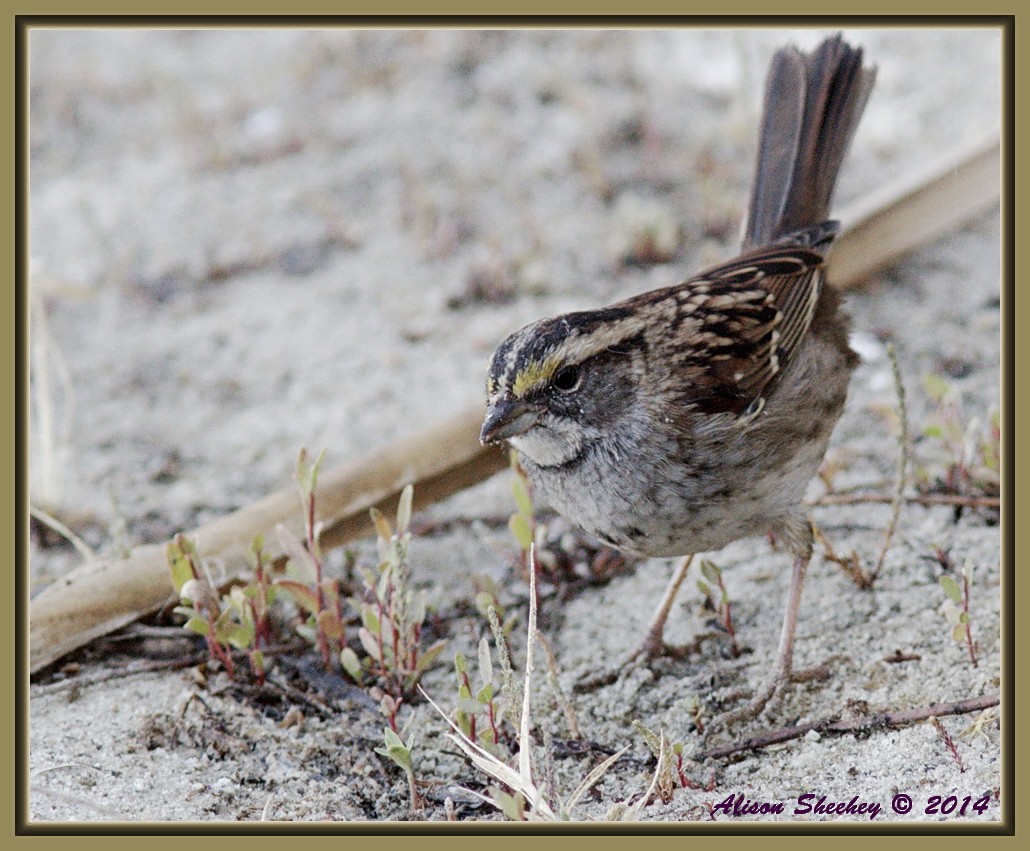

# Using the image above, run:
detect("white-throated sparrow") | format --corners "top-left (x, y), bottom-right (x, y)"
top-left (480, 35), bottom-right (876, 721)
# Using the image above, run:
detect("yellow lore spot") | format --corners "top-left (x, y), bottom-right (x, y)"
top-left (512, 356), bottom-right (561, 397)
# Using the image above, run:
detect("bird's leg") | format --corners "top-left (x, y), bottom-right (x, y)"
top-left (629, 554), bottom-right (695, 661)
top-left (714, 547), bottom-right (831, 727)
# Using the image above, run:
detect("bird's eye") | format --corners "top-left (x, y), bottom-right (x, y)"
top-left (553, 365), bottom-right (580, 391)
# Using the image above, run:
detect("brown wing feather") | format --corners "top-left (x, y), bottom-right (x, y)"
top-left (665, 243), bottom-right (826, 417)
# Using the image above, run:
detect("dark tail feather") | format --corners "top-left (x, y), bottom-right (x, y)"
top-left (743, 34), bottom-right (876, 249)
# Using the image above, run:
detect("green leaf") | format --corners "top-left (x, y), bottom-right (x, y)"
top-left (940, 575), bottom-right (962, 604)
top-left (369, 507), bottom-right (393, 543)
top-left (274, 580), bottom-right (320, 614)
top-left (474, 591), bottom-right (495, 618)
top-left (227, 585), bottom-right (249, 612)
top-left (317, 609), bottom-right (344, 641)
top-left (700, 559), bottom-right (721, 583)
top-left (489, 786), bottom-right (525, 822)
top-left (294, 447), bottom-right (327, 497)
top-left (340, 647), bottom-right (363, 682)
top-left (359, 627), bottom-right (382, 662)
top-left (221, 620), bottom-right (256, 650)
top-left (476, 682), bottom-right (495, 704)
top-left (395, 484), bottom-right (414, 536)
top-left (184, 616), bottom-right (211, 637)
top-left (376, 563), bottom-right (393, 601)
top-left (962, 558), bottom-right (975, 583)
top-left (456, 698), bottom-right (483, 715)
top-left (510, 474), bottom-right (534, 519)
top-left (361, 605), bottom-right (381, 635)
top-left (308, 448), bottom-right (326, 492)
top-left (416, 639), bottom-right (447, 674)
top-left (477, 636), bottom-right (494, 688)
top-left (454, 651), bottom-right (468, 675)
top-left (166, 537), bottom-right (198, 594)
top-left (508, 514), bottom-right (533, 550)
top-left (952, 623), bottom-right (967, 643)
top-left (375, 728), bottom-right (413, 772)
top-left (923, 373), bottom-right (953, 402)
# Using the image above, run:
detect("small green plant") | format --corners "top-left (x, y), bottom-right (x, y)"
top-left (697, 559), bottom-right (739, 658)
top-left (508, 449), bottom-right (536, 565)
top-left (678, 695), bottom-right (706, 735)
top-left (940, 557), bottom-right (978, 668)
top-left (424, 548), bottom-right (662, 821)
top-left (471, 574), bottom-right (512, 627)
top-left (633, 720), bottom-right (716, 802)
top-left (453, 638), bottom-right (506, 756)
top-left (168, 534), bottom-right (240, 679)
top-left (374, 726), bottom-right (423, 811)
top-left (342, 484), bottom-right (447, 696)
top-left (274, 448), bottom-right (348, 672)
top-left (167, 526), bottom-right (332, 684)
top-left (916, 375), bottom-right (999, 513)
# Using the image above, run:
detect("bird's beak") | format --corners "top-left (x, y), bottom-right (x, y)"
top-left (480, 396), bottom-right (540, 444)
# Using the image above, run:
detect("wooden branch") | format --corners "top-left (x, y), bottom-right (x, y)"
top-left (811, 492), bottom-right (1000, 509)
top-left (28, 135), bottom-right (1002, 674)
top-left (694, 693), bottom-right (999, 761)
top-left (829, 132), bottom-right (1000, 289)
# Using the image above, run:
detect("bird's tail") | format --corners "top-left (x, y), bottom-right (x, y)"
top-left (743, 34), bottom-right (876, 250)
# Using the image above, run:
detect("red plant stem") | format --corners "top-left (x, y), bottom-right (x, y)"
top-left (717, 575), bottom-right (739, 657)
top-left (486, 699), bottom-right (499, 744)
top-left (389, 578), bottom-right (401, 690)
top-left (306, 491), bottom-right (332, 669)
top-left (676, 753), bottom-right (689, 788)
top-left (459, 670), bottom-right (478, 742)
top-left (963, 571), bottom-right (978, 668)
top-left (254, 555), bottom-right (272, 647)
top-left (376, 598), bottom-right (387, 680)
top-left (205, 628), bottom-right (235, 679)
top-left (409, 623), bottom-right (421, 671)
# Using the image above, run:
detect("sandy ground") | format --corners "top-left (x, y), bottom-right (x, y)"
top-left (27, 27), bottom-right (1002, 824)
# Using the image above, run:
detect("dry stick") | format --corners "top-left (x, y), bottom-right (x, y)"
top-left (868, 343), bottom-right (908, 584)
top-left (828, 132), bottom-right (1000, 288)
top-left (810, 493), bottom-right (1000, 509)
top-left (29, 134), bottom-right (1001, 675)
top-left (693, 693), bottom-right (999, 762)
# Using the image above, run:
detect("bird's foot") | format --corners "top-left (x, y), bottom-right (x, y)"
top-left (709, 658), bottom-right (835, 731)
